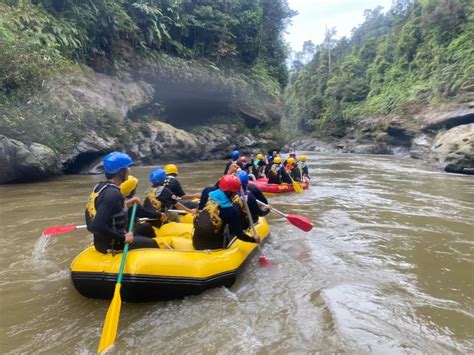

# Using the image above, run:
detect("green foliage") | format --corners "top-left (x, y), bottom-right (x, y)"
top-left (284, 0), bottom-right (474, 136)
top-left (0, 4), bottom-right (72, 93)
top-left (2, 0), bottom-right (295, 94)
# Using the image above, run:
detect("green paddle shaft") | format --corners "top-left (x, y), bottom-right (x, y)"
top-left (116, 204), bottom-right (137, 285)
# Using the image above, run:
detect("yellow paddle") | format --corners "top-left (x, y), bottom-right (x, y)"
top-left (97, 204), bottom-right (138, 354)
top-left (286, 167), bottom-right (303, 193)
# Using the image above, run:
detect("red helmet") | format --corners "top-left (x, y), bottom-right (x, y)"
top-left (239, 156), bottom-right (247, 163)
top-left (218, 174), bottom-right (241, 192)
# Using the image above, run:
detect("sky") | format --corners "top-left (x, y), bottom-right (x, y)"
top-left (285, 0), bottom-right (393, 53)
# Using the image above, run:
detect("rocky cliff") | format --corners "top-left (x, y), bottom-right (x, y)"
top-left (288, 100), bottom-right (474, 175)
top-left (0, 57), bottom-right (283, 183)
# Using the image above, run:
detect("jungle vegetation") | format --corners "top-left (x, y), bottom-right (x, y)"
top-left (285, 0), bottom-right (474, 137)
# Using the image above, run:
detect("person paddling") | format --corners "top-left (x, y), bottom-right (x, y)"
top-left (193, 175), bottom-right (259, 250)
top-left (299, 155), bottom-right (310, 180)
top-left (267, 157), bottom-right (292, 184)
top-left (85, 152), bottom-right (158, 254)
top-left (121, 175), bottom-right (167, 239)
top-left (251, 153), bottom-right (266, 179)
top-left (163, 164), bottom-right (199, 208)
top-left (144, 168), bottom-right (193, 224)
top-left (285, 157), bottom-right (302, 182)
top-left (236, 171), bottom-right (270, 223)
top-left (224, 150), bottom-right (245, 175)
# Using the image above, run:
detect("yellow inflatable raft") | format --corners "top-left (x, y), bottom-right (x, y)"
top-left (70, 218), bottom-right (270, 302)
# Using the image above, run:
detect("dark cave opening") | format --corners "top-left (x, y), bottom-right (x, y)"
top-left (63, 151), bottom-right (104, 174)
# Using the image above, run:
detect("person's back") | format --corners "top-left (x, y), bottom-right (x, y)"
top-left (286, 158), bottom-right (302, 182)
top-left (267, 157), bottom-right (283, 184)
top-left (193, 175), bottom-right (257, 250)
top-left (236, 171), bottom-right (270, 223)
top-left (85, 152), bottom-right (158, 253)
top-left (144, 168), bottom-right (179, 226)
top-left (86, 181), bottom-right (125, 253)
top-left (163, 164), bottom-right (200, 209)
top-left (224, 150), bottom-right (244, 174)
top-left (252, 153), bottom-right (266, 179)
top-left (299, 155), bottom-right (310, 180)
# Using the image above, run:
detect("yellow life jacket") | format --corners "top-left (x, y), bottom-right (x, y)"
top-left (145, 187), bottom-right (164, 211)
top-left (85, 183), bottom-right (113, 219)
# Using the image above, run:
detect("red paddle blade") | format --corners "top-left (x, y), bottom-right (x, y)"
top-left (42, 225), bottom-right (77, 236)
top-left (287, 215), bottom-right (313, 232)
top-left (258, 254), bottom-right (270, 267)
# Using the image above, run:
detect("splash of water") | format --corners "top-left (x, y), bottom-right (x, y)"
top-left (32, 234), bottom-right (51, 262)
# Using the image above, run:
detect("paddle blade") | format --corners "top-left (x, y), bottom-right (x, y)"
top-left (98, 285), bottom-right (122, 354)
top-left (287, 214), bottom-right (313, 232)
top-left (258, 254), bottom-right (270, 267)
top-left (292, 181), bottom-right (303, 193)
top-left (42, 225), bottom-right (77, 236)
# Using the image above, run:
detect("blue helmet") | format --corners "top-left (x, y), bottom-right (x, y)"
top-left (149, 168), bottom-right (167, 185)
top-left (236, 170), bottom-right (249, 188)
top-left (231, 150), bottom-right (240, 160)
top-left (103, 152), bottom-right (133, 174)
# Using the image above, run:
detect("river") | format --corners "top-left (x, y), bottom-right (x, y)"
top-left (0, 153), bottom-right (472, 354)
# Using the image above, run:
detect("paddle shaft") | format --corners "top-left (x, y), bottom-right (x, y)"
top-left (116, 204), bottom-right (137, 285)
top-left (285, 167), bottom-right (303, 193)
top-left (97, 204), bottom-right (138, 353)
top-left (256, 199), bottom-right (314, 232)
top-left (256, 200), bottom-right (287, 217)
top-left (240, 188), bottom-right (259, 239)
top-left (240, 188), bottom-right (268, 265)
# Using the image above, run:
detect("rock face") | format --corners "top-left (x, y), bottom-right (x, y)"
top-left (287, 102), bottom-right (474, 175)
top-left (0, 58), bottom-right (282, 183)
top-left (429, 124), bottom-right (474, 174)
top-left (0, 136), bottom-right (61, 183)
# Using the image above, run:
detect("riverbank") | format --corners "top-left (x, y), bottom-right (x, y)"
top-left (286, 102), bottom-right (474, 175)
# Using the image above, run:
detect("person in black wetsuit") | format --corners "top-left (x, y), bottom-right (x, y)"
top-left (267, 157), bottom-right (292, 184)
top-left (193, 175), bottom-right (259, 250)
top-left (299, 154), bottom-right (310, 180)
top-left (163, 164), bottom-right (200, 209)
top-left (285, 157), bottom-right (302, 182)
top-left (236, 171), bottom-right (270, 223)
top-left (120, 175), bottom-right (167, 239)
top-left (251, 153), bottom-right (266, 179)
top-left (85, 152), bottom-right (158, 254)
top-left (224, 150), bottom-right (245, 175)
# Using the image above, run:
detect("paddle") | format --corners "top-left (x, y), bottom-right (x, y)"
top-left (240, 187), bottom-right (270, 267)
top-left (42, 209), bottom-right (189, 237)
top-left (41, 224), bottom-right (87, 236)
top-left (97, 203), bottom-right (138, 354)
top-left (256, 200), bottom-right (313, 232)
top-left (286, 168), bottom-right (303, 193)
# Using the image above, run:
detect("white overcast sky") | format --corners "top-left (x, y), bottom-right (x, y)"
top-left (285, 0), bottom-right (394, 53)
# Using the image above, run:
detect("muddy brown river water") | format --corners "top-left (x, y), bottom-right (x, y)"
top-left (0, 153), bottom-right (473, 353)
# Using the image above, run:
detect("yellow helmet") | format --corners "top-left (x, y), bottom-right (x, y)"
top-left (299, 154), bottom-right (307, 162)
top-left (256, 153), bottom-right (264, 160)
top-left (120, 175), bottom-right (138, 198)
top-left (274, 157), bottom-right (282, 164)
top-left (287, 157), bottom-right (296, 165)
top-left (164, 164), bottom-right (178, 175)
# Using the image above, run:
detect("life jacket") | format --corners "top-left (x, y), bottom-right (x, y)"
top-left (85, 182), bottom-right (126, 236)
top-left (193, 190), bottom-right (228, 249)
top-left (145, 186), bottom-right (165, 211)
top-left (164, 175), bottom-right (174, 187)
top-left (85, 182), bottom-right (113, 219)
top-left (228, 160), bottom-right (241, 174)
